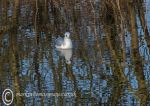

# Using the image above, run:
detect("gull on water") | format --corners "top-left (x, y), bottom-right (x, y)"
top-left (55, 32), bottom-right (72, 49)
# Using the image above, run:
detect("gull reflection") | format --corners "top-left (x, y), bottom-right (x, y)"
top-left (57, 49), bottom-right (72, 64)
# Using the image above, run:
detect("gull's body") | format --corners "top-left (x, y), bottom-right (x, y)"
top-left (55, 32), bottom-right (72, 49)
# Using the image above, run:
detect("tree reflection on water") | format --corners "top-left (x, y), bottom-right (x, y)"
top-left (0, 0), bottom-right (150, 105)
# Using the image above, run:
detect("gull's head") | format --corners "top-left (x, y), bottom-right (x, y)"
top-left (64, 32), bottom-right (70, 38)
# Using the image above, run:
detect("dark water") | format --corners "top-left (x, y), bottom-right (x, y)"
top-left (0, 0), bottom-right (150, 105)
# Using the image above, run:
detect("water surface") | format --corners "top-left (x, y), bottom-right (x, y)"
top-left (0, 0), bottom-right (150, 105)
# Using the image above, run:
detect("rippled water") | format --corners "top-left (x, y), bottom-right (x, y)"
top-left (0, 0), bottom-right (150, 105)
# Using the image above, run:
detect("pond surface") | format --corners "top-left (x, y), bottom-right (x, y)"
top-left (0, 0), bottom-right (150, 105)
